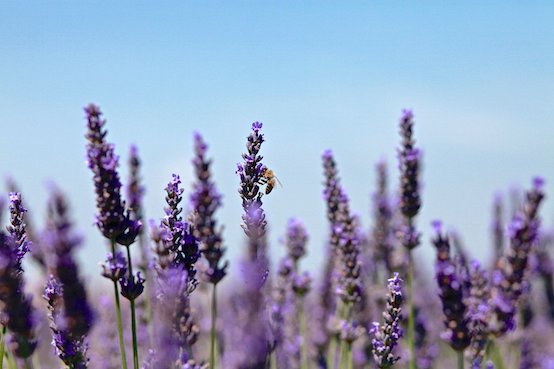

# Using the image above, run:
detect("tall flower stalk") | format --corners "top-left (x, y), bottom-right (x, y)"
top-left (370, 273), bottom-right (403, 369)
top-left (42, 188), bottom-right (94, 369)
top-left (84, 104), bottom-right (142, 369)
top-left (229, 121), bottom-right (271, 368)
top-left (190, 132), bottom-right (228, 369)
top-left (431, 221), bottom-right (471, 368)
top-left (490, 178), bottom-right (545, 335)
top-left (0, 193), bottom-right (37, 366)
top-left (397, 109), bottom-right (422, 369)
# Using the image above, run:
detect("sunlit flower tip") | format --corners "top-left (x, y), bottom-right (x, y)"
top-left (120, 272), bottom-right (145, 300)
top-left (431, 220), bottom-right (442, 233)
top-left (532, 176), bottom-right (545, 190)
top-left (322, 149), bottom-right (333, 159)
top-left (252, 121), bottom-right (263, 131)
top-left (401, 108), bottom-right (414, 121)
top-left (100, 251), bottom-right (127, 281)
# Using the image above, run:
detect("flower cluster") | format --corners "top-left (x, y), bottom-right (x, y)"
top-left (397, 109), bottom-right (422, 250)
top-left (490, 178), bottom-right (545, 335)
top-left (190, 132), bottom-right (227, 285)
top-left (370, 273), bottom-right (403, 369)
top-left (431, 220), bottom-right (471, 351)
top-left (84, 104), bottom-right (141, 245)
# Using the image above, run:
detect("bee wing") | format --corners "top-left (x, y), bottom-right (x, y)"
top-left (274, 176), bottom-right (283, 188)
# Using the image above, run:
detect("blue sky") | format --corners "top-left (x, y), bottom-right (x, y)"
top-left (1, 2), bottom-right (553, 279)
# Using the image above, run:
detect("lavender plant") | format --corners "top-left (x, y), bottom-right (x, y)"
top-left (1, 106), bottom-right (552, 369)
top-left (190, 132), bottom-right (227, 369)
top-left (85, 104), bottom-right (142, 369)
top-left (42, 188), bottom-right (94, 369)
top-left (397, 109), bottom-right (422, 369)
top-left (431, 220), bottom-right (471, 368)
top-left (370, 273), bottom-right (403, 369)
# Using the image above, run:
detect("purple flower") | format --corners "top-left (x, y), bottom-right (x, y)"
top-left (6, 192), bottom-right (31, 273)
top-left (84, 104), bottom-right (141, 245)
top-left (120, 272), bottom-right (145, 300)
top-left (292, 271), bottom-right (312, 297)
top-left (397, 109), bottom-right (422, 250)
top-left (190, 132), bottom-right (228, 285)
top-left (284, 218), bottom-right (308, 266)
top-left (490, 178), bottom-right (545, 335)
top-left (155, 174), bottom-right (200, 290)
top-left (43, 188), bottom-right (94, 338)
top-left (101, 251), bottom-right (127, 282)
top-left (370, 273), bottom-right (403, 369)
top-left (152, 266), bottom-right (200, 365)
top-left (43, 276), bottom-right (89, 369)
top-left (431, 220), bottom-right (471, 351)
top-left (237, 122), bottom-right (268, 262)
top-left (466, 260), bottom-right (491, 368)
top-left (0, 232), bottom-right (37, 358)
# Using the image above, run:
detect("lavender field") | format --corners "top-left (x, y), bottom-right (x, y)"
top-left (1, 3), bottom-right (554, 369)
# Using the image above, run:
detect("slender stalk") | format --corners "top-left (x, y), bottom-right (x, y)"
top-left (23, 358), bottom-right (33, 369)
top-left (299, 298), bottom-right (309, 369)
top-left (138, 234), bottom-right (154, 347)
top-left (327, 302), bottom-right (345, 369)
top-left (125, 246), bottom-right (140, 369)
top-left (488, 340), bottom-right (506, 369)
top-left (407, 250), bottom-right (416, 369)
top-left (270, 350), bottom-right (277, 369)
top-left (7, 351), bottom-right (16, 369)
top-left (338, 304), bottom-right (353, 369)
top-left (457, 351), bottom-right (464, 369)
top-left (210, 284), bottom-right (217, 369)
top-left (111, 240), bottom-right (128, 369)
top-left (346, 342), bottom-right (353, 369)
top-left (0, 326), bottom-right (6, 369)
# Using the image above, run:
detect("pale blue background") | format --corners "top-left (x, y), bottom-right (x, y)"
top-left (1, 2), bottom-right (553, 280)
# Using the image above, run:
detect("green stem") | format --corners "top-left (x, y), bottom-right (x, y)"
top-left (346, 342), bottom-right (353, 369)
top-left (299, 298), bottom-right (308, 369)
top-left (407, 250), bottom-right (416, 369)
top-left (270, 350), bottom-right (277, 369)
top-left (125, 246), bottom-right (140, 369)
top-left (488, 340), bottom-right (506, 369)
top-left (0, 326), bottom-right (6, 369)
top-left (111, 240), bottom-right (128, 369)
top-left (210, 284), bottom-right (217, 369)
top-left (327, 302), bottom-right (345, 369)
top-left (458, 351), bottom-right (464, 369)
top-left (23, 358), bottom-right (33, 369)
top-left (338, 304), bottom-right (353, 369)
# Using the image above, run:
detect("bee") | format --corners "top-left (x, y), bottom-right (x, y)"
top-left (260, 167), bottom-right (282, 194)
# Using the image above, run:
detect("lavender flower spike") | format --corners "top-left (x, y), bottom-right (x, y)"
top-left (6, 192), bottom-right (31, 273)
top-left (156, 174), bottom-right (200, 290)
top-left (0, 232), bottom-right (37, 358)
top-left (431, 220), bottom-right (471, 351)
top-left (84, 104), bottom-right (141, 246)
top-left (43, 188), bottom-right (94, 337)
top-left (398, 109), bottom-right (422, 250)
top-left (236, 121), bottom-right (268, 261)
top-left (285, 218), bottom-right (308, 268)
top-left (44, 277), bottom-right (89, 369)
top-left (490, 177), bottom-right (546, 335)
top-left (370, 273), bottom-right (403, 369)
top-left (190, 132), bottom-right (228, 285)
